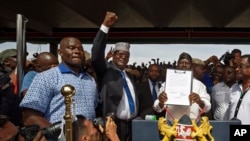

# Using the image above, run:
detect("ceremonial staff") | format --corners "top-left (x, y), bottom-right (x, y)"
top-left (61, 84), bottom-right (75, 141)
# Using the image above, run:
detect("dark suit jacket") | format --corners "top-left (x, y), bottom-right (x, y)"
top-left (137, 80), bottom-right (165, 119)
top-left (91, 29), bottom-right (139, 118)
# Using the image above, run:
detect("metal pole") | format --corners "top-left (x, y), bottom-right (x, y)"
top-left (16, 14), bottom-right (28, 96)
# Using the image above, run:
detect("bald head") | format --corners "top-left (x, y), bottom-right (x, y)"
top-left (59, 37), bottom-right (82, 49)
top-left (35, 52), bottom-right (59, 72)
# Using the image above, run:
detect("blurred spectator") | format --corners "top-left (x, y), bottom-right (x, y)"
top-left (0, 49), bottom-right (18, 94)
top-left (20, 52), bottom-right (59, 97)
top-left (83, 50), bottom-right (98, 85)
top-left (230, 48), bottom-right (242, 67)
top-left (0, 115), bottom-right (19, 141)
top-left (0, 72), bottom-right (22, 127)
top-left (229, 54), bottom-right (250, 124)
top-left (212, 66), bottom-right (236, 120)
top-left (211, 65), bottom-right (225, 85)
top-left (0, 49), bottom-right (31, 95)
top-left (0, 49), bottom-right (17, 74)
top-left (105, 47), bottom-right (114, 62)
top-left (192, 58), bottom-right (206, 82)
top-left (125, 65), bottom-right (142, 83)
top-left (137, 64), bottom-right (163, 119)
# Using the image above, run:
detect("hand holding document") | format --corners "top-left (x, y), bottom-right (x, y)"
top-left (164, 69), bottom-right (193, 106)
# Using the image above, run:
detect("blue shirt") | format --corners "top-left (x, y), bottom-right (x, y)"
top-left (20, 71), bottom-right (38, 95)
top-left (20, 63), bottom-right (99, 123)
top-left (203, 73), bottom-right (213, 94)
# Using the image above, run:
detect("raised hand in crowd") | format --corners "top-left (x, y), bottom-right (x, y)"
top-left (105, 47), bottom-right (113, 61)
top-left (105, 117), bottom-right (120, 141)
top-left (102, 11), bottom-right (118, 27)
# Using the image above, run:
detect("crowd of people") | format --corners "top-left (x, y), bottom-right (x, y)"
top-left (0, 11), bottom-right (249, 141)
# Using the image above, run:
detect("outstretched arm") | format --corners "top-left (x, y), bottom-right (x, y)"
top-left (91, 11), bottom-right (118, 76)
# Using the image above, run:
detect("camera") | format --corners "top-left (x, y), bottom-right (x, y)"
top-left (20, 121), bottom-right (61, 141)
top-left (93, 112), bottom-right (116, 131)
top-left (33, 52), bottom-right (39, 58)
top-left (219, 51), bottom-right (232, 66)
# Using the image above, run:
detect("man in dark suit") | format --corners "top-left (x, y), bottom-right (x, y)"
top-left (91, 11), bottom-right (138, 141)
top-left (137, 63), bottom-right (165, 119)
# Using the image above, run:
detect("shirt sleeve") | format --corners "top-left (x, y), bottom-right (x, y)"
top-left (19, 71), bottom-right (56, 113)
top-left (153, 99), bottom-right (166, 112)
top-left (153, 82), bottom-right (167, 112)
top-left (100, 24), bottom-right (110, 33)
top-left (20, 71), bottom-right (37, 94)
top-left (194, 79), bottom-right (211, 112)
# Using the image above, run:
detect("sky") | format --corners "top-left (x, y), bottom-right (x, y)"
top-left (0, 42), bottom-right (250, 66)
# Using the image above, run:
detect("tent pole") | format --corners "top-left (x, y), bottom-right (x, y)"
top-left (16, 14), bottom-right (28, 96)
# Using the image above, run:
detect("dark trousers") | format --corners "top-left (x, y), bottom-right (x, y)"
top-left (116, 119), bottom-right (132, 141)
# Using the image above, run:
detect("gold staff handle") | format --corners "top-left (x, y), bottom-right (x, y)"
top-left (61, 84), bottom-right (75, 141)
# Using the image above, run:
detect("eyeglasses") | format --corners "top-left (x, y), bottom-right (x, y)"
top-left (237, 64), bottom-right (250, 69)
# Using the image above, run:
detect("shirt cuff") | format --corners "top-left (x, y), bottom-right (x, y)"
top-left (202, 99), bottom-right (211, 112)
top-left (153, 99), bottom-right (166, 112)
top-left (100, 24), bottom-right (109, 33)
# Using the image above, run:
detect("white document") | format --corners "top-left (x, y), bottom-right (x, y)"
top-left (164, 69), bottom-right (193, 106)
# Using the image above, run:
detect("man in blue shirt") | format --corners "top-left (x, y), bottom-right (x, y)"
top-left (19, 37), bottom-right (99, 140)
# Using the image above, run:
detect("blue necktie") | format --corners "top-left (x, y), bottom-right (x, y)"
top-left (152, 82), bottom-right (157, 101)
top-left (120, 71), bottom-right (135, 114)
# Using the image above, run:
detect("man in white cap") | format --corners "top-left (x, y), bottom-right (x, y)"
top-left (91, 11), bottom-right (138, 141)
